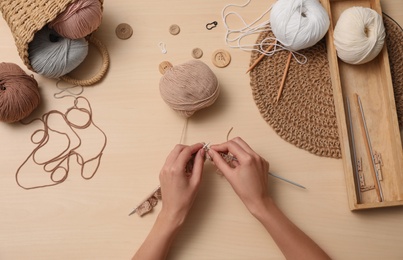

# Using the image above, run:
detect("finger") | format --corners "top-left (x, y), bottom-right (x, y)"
top-left (211, 140), bottom-right (249, 164)
top-left (176, 143), bottom-right (204, 169)
top-left (208, 148), bottom-right (234, 179)
top-left (190, 148), bottom-right (205, 186)
top-left (230, 137), bottom-right (255, 155)
top-left (164, 144), bottom-right (186, 166)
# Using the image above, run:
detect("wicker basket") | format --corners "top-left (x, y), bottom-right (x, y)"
top-left (0, 0), bottom-right (109, 86)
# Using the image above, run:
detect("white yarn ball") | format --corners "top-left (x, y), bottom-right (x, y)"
top-left (333, 7), bottom-right (385, 65)
top-left (270, 0), bottom-right (330, 52)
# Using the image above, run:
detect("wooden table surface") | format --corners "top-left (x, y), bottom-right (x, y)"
top-left (1, 0), bottom-right (402, 259)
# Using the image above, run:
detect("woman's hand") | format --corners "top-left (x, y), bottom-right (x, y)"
top-left (207, 137), bottom-right (270, 215)
top-left (159, 143), bottom-right (205, 226)
top-left (132, 143), bottom-right (205, 260)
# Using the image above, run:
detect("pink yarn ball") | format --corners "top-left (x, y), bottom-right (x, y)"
top-left (49, 0), bottom-right (103, 39)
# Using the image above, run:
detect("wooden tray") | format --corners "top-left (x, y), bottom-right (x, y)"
top-left (322, 0), bottom-right (403, 210)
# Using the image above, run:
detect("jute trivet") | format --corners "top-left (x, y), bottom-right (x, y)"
top-left (249, 14), bottom-right (403, 159)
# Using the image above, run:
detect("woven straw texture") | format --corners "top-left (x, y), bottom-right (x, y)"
top-left (0, 0), bottom-right (103, 71)
top-left (250, 14), bottom-right (403, 159)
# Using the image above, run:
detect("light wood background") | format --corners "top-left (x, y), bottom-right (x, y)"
top-left (1, 0), bottom-right (402, 259)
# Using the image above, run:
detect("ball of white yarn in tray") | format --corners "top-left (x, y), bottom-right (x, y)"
top-left (333, 7), bottom-right (385, 65)
top-left (270, 0), bottom-right (330, 52)
top-left (28, 26), bottom-right (88, 78)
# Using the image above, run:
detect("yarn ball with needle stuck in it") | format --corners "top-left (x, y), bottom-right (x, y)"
top-left (0, 62), bottom-right (40, 123)
top-left (159, 60), bottom-right (220, 118)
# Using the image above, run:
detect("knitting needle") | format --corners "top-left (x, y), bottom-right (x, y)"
top-left (355, 94), bottom-right (383, 202)
top-left (276, 51), bottom-right (292, 102)
top-left (268, 172), bottom-right (306, 189)
top-left (204, 143), bottom-right (306, 189)
top-left (130, 143), bottom-right (306, 216)
top-left (246, 43), bottom-right (276, 74)
top-left (129, 185), bottom-right (161, 216)
top-left (346, 97), bottom-right (362, 203)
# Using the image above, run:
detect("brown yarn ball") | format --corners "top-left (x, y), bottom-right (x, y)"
top-left (159, 60), bottom-right (219, 118)
top-left (0, 62), bottom-right (40, 123)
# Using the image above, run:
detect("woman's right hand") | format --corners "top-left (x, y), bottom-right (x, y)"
top-left (207, 137), bottom-right (270, 215)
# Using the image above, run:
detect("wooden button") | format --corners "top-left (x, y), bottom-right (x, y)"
top-left (169, 24), bottom-right (180, 35)
top-left (192, 48), bottom-right (203, 59)
top-left (212, 49), bottom-right (231, 68)
top-left (116, 23), bottom-right (133, 39)
top-left (159, 61), bottom-right (173, 75)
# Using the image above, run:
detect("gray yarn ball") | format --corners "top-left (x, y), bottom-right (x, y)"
top-left (28, 26), bottom-right (88, 78)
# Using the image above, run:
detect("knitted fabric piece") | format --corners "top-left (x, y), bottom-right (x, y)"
top-left (249, 14), bottom-right (402, 159)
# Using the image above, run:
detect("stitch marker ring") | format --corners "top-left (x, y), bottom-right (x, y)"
top-left (206, 21), bottom-right (218, 30)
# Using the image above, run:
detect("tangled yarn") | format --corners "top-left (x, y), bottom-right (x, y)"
top-left (49, 0), bottom-right (103, 39)
top-left (334, 7), bottom-right (385, 65)
top-left (28, 26), bottom-right (88, 78)
top-left (0, 62), bottom-right (40, 123)
top-left (159, 60), bottom-right (220, 118)
top-left (270, 0), bottom-right (330, 52)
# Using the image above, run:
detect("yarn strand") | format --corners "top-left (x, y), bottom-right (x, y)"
top-left (16, 96), bottom-right (107, 190)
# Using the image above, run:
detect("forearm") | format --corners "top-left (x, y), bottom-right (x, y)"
top-left (132, 212), bottom-right (182, 260)
top-left (253, 198), bottom-right (330, 260)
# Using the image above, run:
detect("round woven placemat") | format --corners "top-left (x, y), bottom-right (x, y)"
top-left (250, 14), bottom-right (403, 159)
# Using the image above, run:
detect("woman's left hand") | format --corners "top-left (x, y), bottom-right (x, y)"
top-left (159, 143), bottom-right (205, 226)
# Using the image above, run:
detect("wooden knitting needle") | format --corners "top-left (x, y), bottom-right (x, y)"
top-left (276, 51), bottom-right (292, 103)
top-left (246, 42), bottom-right (276, 73)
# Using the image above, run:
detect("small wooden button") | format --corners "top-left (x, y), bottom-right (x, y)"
top-left (159, 61), bottom-right (173, 75)
top-left (212, 49), bottom-right (231, 68)
top-left (192, 48), bottom-right (203, 59)
top-left (116, 23), bottom-right (133, 40)
top-left (169, 24), bottom-right (180, 35)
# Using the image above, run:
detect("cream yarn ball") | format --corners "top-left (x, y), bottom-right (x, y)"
top-left (159, 60), bottom-right (219, 118)
top-left (270, 0), bottom-right (330, 52)
top-left (334, 7), bottom-right (385, 65)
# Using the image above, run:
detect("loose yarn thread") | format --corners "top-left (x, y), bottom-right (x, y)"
top-left (54, 79), bottom-right (84, 99)
top-left (16, 95), bottom-right (107, 190)
top-left (28, 26), bottom-right (89, 78)
top-left (49, 0), bottom-right (103, 40)
top-left (222, 0), bottom-right (273, 53)
top-left (0, 62), bottom-right (40, 123)
top-left (222, 0), bottom-right (330, 64)
top-left (334, 7), bottom-right (385, 65)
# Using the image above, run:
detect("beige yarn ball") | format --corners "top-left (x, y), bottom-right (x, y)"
top-left (333, 7), bottom-right (385, 65)
top-left (159, 60), bottom-right (219, 118)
